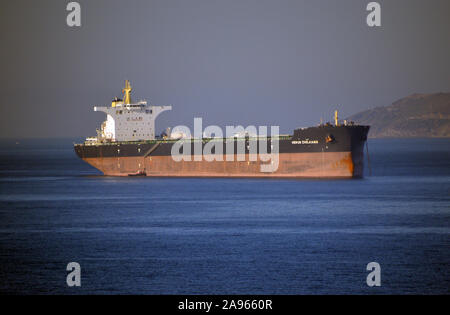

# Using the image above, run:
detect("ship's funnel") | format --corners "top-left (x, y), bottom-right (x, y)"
top-left (122, 80), bottom-right (132, 104)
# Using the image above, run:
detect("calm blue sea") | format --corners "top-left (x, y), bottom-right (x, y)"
top-left (0, 138), bottom-right (449, 294)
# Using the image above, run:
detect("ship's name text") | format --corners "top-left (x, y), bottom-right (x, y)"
top-left (292, 140), bottom-right (319, 145)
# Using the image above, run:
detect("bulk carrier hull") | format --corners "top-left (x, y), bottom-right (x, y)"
top-left (75, 125), bottom-right (370, 178)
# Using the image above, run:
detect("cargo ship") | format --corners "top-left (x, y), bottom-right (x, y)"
top-left (74, 81), bottom-right (370, 178)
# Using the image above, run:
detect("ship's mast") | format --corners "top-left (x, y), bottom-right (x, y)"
top-left (122, 80), bottom-right (132, 105)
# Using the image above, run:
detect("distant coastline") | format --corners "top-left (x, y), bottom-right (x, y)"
top-left (348, 93), bottom-right (450, 138)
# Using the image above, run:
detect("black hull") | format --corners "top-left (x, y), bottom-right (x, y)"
top-left (74, 125), bottom-right (370, 178)
top-left (75, 125), bottom-right (369, 158)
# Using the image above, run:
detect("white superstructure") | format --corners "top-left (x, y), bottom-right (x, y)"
top-left (93, 80), bottom-right (171, 142)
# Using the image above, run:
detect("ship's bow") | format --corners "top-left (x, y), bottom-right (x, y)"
top-left (350, 125), bottom-right (370, 178)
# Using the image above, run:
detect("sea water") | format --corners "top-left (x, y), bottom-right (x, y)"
top-left (0, 138), bottom-right (448, 294)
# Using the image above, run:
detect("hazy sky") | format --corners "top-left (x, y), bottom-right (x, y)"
top-left (0, 0), bottom-right (449, 138)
